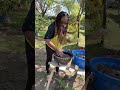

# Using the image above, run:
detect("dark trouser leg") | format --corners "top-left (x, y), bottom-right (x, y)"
top-left (25, 39), bottom-right (35, 90)
top-left (56, 64), bottom-right (59, 72)
top-left (46, 44), bottom-right (55, 73)
top-left (46, 44), bottom-right (59, 73)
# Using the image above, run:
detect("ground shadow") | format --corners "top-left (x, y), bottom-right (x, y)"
top-left (86, 43), bottom-right (120, 61)
top-left (0, 51), bottom-right (27, 90)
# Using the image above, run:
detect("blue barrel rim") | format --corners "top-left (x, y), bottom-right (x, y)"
top-left (72, 50), bottom-right (85, 55)
top-left (72, 50), bottom-right (85, 69)
top-left (90, 57), bottom-right (120, 81)
top-left (72, 50), bottom-right (85, 60)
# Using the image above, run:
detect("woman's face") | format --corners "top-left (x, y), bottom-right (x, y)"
top-left (60, 16), bottom-right (68, 29)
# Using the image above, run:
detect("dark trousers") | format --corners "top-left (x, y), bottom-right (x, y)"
top-left (25, 39), bottom-right (35, 90)
top-left (46, 44), bottom-right (59, 73)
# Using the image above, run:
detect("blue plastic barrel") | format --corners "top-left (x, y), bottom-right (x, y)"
top-left (90, 57), bottom-right (120, 90)
top-left (72, 50), bottom-right (85, 69)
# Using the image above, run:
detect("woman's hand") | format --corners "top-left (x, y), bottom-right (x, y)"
top-left (56, 50), bottom-right (64, 57)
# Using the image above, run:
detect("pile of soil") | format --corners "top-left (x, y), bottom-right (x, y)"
top-left (97, 64), bottom-right (120, 79)
top-left (59, 53), bottom-right (70, 58)
top-left (54, 52), bottom-right (72, 64)
top-left (76, 53), bottom-right (85, 59)
top-left (55, 53), bottom-right (71, 60)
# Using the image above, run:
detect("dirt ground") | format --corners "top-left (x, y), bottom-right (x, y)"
top-left (0, 51), bottom-right (27, 90)
top-left (35, 39), bottom-right (85, 90)
top-left (0, 25), bottom-right (28, 90)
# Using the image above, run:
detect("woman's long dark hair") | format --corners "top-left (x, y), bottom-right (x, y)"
top-left (55, 11), bottom-right (69, 44)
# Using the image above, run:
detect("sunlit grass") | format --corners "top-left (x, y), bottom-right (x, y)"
top-left (35, 39), bottom-right (45, 49)
top-left (78, 30), bottom-right (85, 47)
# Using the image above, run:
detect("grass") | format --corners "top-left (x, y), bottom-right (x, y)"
top-left (0, 8), bottom-right (28, 54)
top-left (0, 35), bottom-right (25, 54)
top-left (39, 31), bottom-right (46, 38)
top-left (63, 43), bottom-right (80, 50)
top-left (86, 9), bottom-right (120, 60)
top-left (56, 78), bottom-right (72, 90)
top-left (86, 9), bottom-right (120, 47)
top-left (35, 39), bottom-right (45, 49)
top-left (78, 30), bottom-right (85, 47)
top-left (107, 9), bottom-right (119, 15)
top-left (86, 43), bottom-right (120, 61)
top-left (104, 9), bottom-right (120, 50)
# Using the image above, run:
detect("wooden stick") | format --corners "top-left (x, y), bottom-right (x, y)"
top-left (65, 59), bottom-right (73, 75)
top-left (66, 59), bottom-right (73, 70)
top-left (46, 69), bottom-right (55, 90)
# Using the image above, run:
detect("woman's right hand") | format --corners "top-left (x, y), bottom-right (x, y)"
top-left (56, 50), bottom-right (64, 57)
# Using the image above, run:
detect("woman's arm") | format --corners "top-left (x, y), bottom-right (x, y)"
top-left (24, 31), bottom-right (35, 48)
top-left (45, 39), bottom-right (59, 52)
top-left (45, 39), bottom-right (63, 56)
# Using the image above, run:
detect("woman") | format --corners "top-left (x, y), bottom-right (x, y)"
top-left (44, 11), bottom-right (69, 74)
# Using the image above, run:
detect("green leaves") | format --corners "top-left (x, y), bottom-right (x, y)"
top-left (35, 12), bottom-right (54, 37)
top-left (36, 0), bottom-right (58, 16)
top-left (71, 3), bottom-right (80, 16)
top-left (54, 5), bottom-right (62, 15)
top-left (86, 0), bottom-right (104, 31)
top-left (61, 0), bottom-right (75, 15)
top-left (35, 0), bottom-right (85, 38)
top-left (0, 0), bottom-right (29, 16)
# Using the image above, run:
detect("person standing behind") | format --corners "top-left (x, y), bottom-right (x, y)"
top-left (22, 0), bottom-right (35, 89)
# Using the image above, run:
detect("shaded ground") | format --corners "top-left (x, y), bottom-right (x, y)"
top-left (0, 7), bottom-right (29, 89)
top-left (0, 51), bottom-right (27, 90)
top-left (0, 27), bottom-right (27, 90)
top-left (86, 43), bottom-right (120, 61)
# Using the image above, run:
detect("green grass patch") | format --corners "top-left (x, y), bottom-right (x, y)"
top-left (35, 39), bottom-right (45, 49)
top-left (0, 8), bottom-right (28, 54)
top-left (107, 9), bottom-right (119, 15)
top-left (104, 8), bottom-right (120, 50)
top-left (78, 30), bottom-right (85, 47)
top-left (39, 31), bottom-right (46, 38)
top-left (63, 43), bottom-right (80, 50)
top-left (56, 78), bottom-right (72, 90)
top-left (0, 35), bottom-right (25, 54)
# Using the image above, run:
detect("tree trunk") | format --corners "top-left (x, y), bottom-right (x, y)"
top-left (101, 0), bottom-right (107, 44)
top-left (41, 10), bottom-right (46, 17)
top-left (77, 9), bottom-right (81, 39)
top-left (102, 0), bottom-right (106, 28)
top-left (77, 15), bottom-right (80, 39)
top-left (118, 1), bottom-right (120, 15)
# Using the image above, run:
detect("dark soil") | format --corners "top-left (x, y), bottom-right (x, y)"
top-left (0, 51), bottom-right (27, 90)
top-left (76, 54), bottom-right (85, 59)
top-left (97, 64), bottom-right (120, 79)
